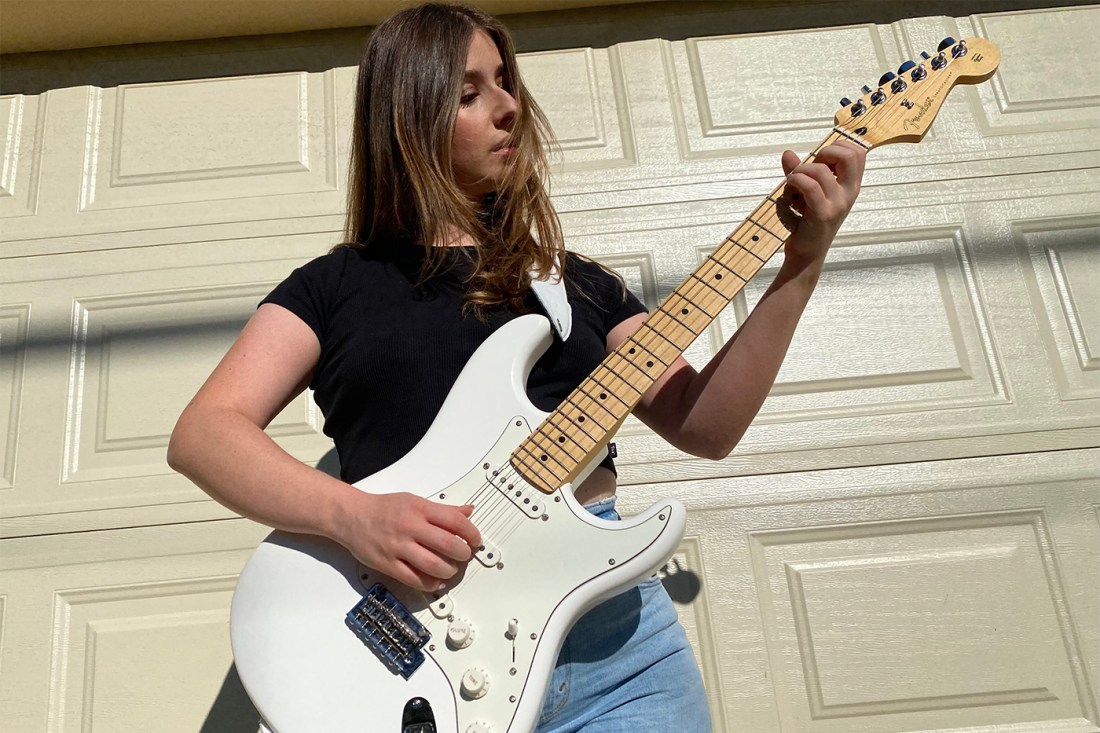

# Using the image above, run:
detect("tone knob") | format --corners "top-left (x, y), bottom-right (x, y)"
top-left (460, 667), bottom-right (490, 699)
top-left (447, 619), bottom-right (474, 649)
top-left (465, 723), bottom-right (492, 733)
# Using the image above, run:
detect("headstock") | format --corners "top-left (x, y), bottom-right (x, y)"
top-left (834, 37), bottom-right (1000, 148)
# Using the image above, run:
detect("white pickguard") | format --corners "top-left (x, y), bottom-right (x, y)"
top-left (230, 315), bottom-right (686, 733)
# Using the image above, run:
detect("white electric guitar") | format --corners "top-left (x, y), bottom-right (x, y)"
top-left (230, 38), bottom-right (999, 733)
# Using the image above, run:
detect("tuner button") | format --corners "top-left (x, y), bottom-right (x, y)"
top-left (920, 50), bottom-right (931, 60)
top-left (878, 71), bottom-right (897, 86)
top-left (461, 668), bottom-right (490, 699)
top-left (897, 60), bottom-right (916, 74)
top-left (937, 36), bottom-right (956, 52)
top-left (861, 84), bottom-right (872, 95)
top-left (447, 619), bottom-right (475, 649)
top-left (840, 97), bottom-right (852, 107)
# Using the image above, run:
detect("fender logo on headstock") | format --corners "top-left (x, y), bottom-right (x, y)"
top-left (903, 97), bottom-right (936, 131)
top-left (973, 53), bottom-right (984, 62)
top-left (901, 100), bottom-right (914, 109)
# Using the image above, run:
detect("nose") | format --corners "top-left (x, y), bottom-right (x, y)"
top-left (494, 87), bottom-right (517, 130)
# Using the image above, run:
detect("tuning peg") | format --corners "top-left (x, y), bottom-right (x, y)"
top-left (951, 39), bottom-right (969, 58)
top-left (931, 52), bottom-right (948, 70)
top-left (878, 71), bottom-right (897, 87)
top-left (840, 97), bottom-right (852, 107)
top-left (937, 37), bottom-right (956, 52)
top-left (861, 84), bottom-right (872, 95)
top-left (920, 51), bottom-right (931, 60)
top-left (897, 60), bottom-right (916, 74)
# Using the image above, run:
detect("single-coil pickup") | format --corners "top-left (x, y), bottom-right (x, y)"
top-left (473, 536), bottom-right (502, 567)
top-left (485, 468), bottom-right (545, 518)
top-left (346, 583), bottom-right (430, 679)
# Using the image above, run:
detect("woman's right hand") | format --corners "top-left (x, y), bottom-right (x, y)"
top-left (334, 490), bottom-right (482, 593)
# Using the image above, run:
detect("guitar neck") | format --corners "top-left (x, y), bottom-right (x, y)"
top-left (513, 130), bottom-right (853, 493)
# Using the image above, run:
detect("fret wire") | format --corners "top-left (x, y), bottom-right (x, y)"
top-left (511, 449), bottom-right (547, 480)
top-left (745, 217), bottom-right (786, 243)
top-left (598, 358), bottom-right (644, 398)
top-left (578, 369), bottom-right (633, 411)
top-left (726, 233), bottom-right (768, 262)
top-left (637, 320), bottom-right (684, 352)
top-left (733, 222), bottom-right (781, 257)
top-left (571, 386), bottom-right (620, 421)
top-left (655, 304), bottom-right (701, 336)
top-left (526, 433), bottom-right (575, 474)
top-left (628, 330), bottom-right (677, 367)
top-left (533, 424), bottom-right (588, 463)
top-left (712, 244), bottom-right (763, 278)
top-left (624, 334), bottom-right (673, 374)
top-left (559, 396), bottom-right (602, 442)
top-left (669, 286), bottom-right (721, 320)
top-left (706, 255), bottom-right (748, 282)
top-left (566, 392), bottom-right (616, 428)
top-left (690, 272), bottom-right (727, 300)
top-left (545, 407), bottom-right (598, 449)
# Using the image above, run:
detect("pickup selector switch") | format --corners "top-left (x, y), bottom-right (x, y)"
top-left (447, 619), bottom-right (475, 649)
top-left (461, 668), bottom-right (490, 699)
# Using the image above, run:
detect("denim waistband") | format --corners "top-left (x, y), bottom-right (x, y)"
top-left (582, 495), bottom-right (618, 521)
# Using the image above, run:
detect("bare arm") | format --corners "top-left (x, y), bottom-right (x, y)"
top-left (167, 303), bottom-right (479, 592)
top-left (614, 142), bottom-right (867, 459)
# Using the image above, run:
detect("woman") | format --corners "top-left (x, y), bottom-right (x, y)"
top-left (168, 3), bottom-right (865, 731)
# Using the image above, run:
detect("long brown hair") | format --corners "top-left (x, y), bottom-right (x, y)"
top-left (341, 2), bottom-right (564, 311)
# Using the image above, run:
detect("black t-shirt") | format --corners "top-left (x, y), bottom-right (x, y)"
top-left (262, 245), bottom-right (648, 484)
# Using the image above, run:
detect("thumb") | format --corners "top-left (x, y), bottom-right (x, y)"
top-left (458, 504), bottom-right (475, 517)
top-left (781, 150), bottom-right (800, 176)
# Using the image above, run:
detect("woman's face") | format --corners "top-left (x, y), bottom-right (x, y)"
top-left (451, 29), bottom-right (518, 201)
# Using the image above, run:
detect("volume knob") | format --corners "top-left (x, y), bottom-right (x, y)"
top-left (447, 619), bottom-right (474, 649)
top-left (461, 667), bottom-right (490, 699)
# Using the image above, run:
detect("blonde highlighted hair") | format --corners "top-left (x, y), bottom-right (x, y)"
top-left (341, 2), bottom-right (564, 310)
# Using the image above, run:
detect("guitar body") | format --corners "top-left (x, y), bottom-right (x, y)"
top-left (231, 315), bottom-right (687, 733)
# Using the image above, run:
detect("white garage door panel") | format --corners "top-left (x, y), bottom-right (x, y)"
top-left (620, 449), bottom-right (1100, 733)
top-left (0, 519), bottom-right (270, 733)
top-left (0, 238), bottom-right (339, 533)
top-left (0, 65), bottom-right (357, 251)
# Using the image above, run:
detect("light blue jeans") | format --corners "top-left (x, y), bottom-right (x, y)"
top-left (535, 497), bottom-right (712, 733)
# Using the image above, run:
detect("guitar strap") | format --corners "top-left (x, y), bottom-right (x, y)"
top-left (528, 254), bottom-right (572, 341)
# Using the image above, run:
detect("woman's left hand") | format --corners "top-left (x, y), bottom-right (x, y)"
top-left (779, 141), bottom-right (867, 267)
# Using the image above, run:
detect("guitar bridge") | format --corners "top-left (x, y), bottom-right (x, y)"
top-left (346, 583), bottom-right (430, 679)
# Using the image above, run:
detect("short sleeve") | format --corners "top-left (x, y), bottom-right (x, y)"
top-left (260, 248), bottom-right (349, 343)
top-left (565, 253), bottom-right (648, 335)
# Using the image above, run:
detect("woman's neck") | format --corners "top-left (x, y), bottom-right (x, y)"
top-left (434, 224), bottom-right (478, 248)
